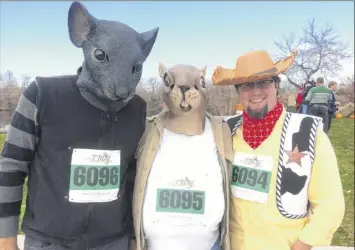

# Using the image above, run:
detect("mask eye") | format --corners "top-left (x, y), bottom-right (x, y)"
top-left (93, 49), bottom-right (108, 62)
top-left (132, 64), bottom-right (142, 74)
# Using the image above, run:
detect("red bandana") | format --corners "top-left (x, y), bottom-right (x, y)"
top-left (242, 102), bottom-right (283, 149)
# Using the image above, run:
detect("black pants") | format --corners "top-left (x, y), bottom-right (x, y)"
top-left (24, 235), bottom-right (130, 250)
top-left (328, 112), bottom-right (334, 131)
top-left (309, 104), bottom-right (329, 134)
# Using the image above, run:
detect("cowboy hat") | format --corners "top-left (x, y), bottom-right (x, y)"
top-left (212, 50), bottom-right (298, 85)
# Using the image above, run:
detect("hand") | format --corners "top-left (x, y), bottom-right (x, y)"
top-left (0, 237), bottom-right (19, 250)
top-left (291, 239), bottom-right (312, 250)
top-left (130, 239), bottom-right (137, 250)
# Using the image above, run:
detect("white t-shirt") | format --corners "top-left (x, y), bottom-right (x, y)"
top-left (142, 118), bottom-right (225, 250)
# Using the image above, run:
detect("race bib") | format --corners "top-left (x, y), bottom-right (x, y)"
top-left (156, 188), bottom-right (205, 215)
top-left (68, 149), bottom-right (121, 203)
top-left (231, 153), bottom-right (273, 204)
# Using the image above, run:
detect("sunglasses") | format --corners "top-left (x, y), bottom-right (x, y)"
top-left (237, 79), bottom-right (274, 91)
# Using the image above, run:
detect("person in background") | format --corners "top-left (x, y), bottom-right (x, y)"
top-left (296, 82), bottom-right (309, 114)
top-left (304, 77), bottom-right (332, 133)
top-left (327, 81), bottom-right (338, 131)
top-left (299, 81), bottom-right (314, 114)
top-left (296, 84), bottom-right (306, 113)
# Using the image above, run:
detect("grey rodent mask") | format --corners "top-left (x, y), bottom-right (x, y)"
top-left (68, 1), bottom-right (159, 111)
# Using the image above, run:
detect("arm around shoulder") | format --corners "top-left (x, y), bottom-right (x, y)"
top-left (134, 119), bottom-right (152, 160)
top-left (221, 121), bottom-right (234, 164)
top-left (298, 128), bottom-right (345, 246)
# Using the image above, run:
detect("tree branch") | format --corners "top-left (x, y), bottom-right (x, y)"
top-left (273, 18), bottom-right (353, 84)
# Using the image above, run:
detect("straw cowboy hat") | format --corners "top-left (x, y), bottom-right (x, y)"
top-left (212, 50), bottom-right (298, 85)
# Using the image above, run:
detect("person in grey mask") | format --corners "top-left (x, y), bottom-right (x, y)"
top-left (0, 2), bottom-right (159, 250)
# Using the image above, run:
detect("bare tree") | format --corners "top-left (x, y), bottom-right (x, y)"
top-left (21, 75), bottom-right (31, 89)
top-left (0, 71), bottom-right (22, 117)
top-left (140, 77), bottom-right (160, 93)
top-left (341, 74), bottom-right (354, 85)
top-left (274, 18), bottom-right (353, 88)
top-left (336, 75), bottom-right (354, 105)
top-left (206, 80), bottom-right (239, 116)
top-left (0, 74), bottom-right (5, 87)
top-left (138, 77), bottom-right (164, 116)
top-left (2, 70), bottom-right (17, 85)
top-left (279, 78), bottom-right (297, 92)
top-left (136, 84), bottom-right (150, 102)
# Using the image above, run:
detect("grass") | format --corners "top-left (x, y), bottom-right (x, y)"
top-left (328, 118), bottom-right (354, 246)
top-left (0, 118), bottom-right (354, 246)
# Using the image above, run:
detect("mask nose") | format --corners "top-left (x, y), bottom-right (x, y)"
top-left (179, 86), bottom-right (190, 94)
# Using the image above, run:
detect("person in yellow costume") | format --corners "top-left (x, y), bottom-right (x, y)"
top-left (211, 50), bottom-right (345, 250)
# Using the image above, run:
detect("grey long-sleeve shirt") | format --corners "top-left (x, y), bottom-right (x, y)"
top-left (0, 81), bottom-right (39, 237)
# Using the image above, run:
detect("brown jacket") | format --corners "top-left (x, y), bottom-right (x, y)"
top-left (133, 110), bottom-right (233, 250)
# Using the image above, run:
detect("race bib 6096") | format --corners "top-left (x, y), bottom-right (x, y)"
top-left (69, 149), bottom-right (121, 203)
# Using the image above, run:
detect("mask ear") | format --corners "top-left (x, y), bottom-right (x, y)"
top-left (200, 65), bottom-right (207, 77)
top-left (158, 63), bottom-right (171, 87)
top-left (68, 1), bottom-right (97, 48)
top-left (158, 63), bottom-right (167, 78)
top-left (140, 27), bottom-right (159, 60)
top-left (199, 66), bottom-right (207, 88)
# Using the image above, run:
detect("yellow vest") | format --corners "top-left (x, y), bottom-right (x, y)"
top-left (230, 110), bottom-right (345, 250)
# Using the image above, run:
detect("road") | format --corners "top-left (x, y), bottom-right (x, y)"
top-left (17, 235), bottom-right (354, 250)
